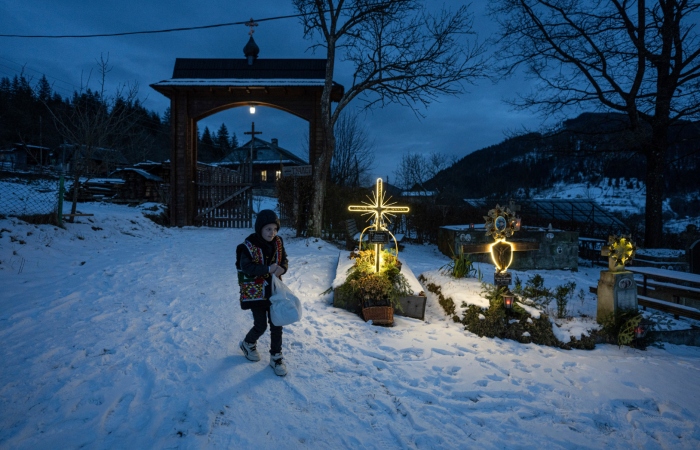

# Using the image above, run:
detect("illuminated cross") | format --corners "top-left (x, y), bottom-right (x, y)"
top-left (245, 18), bottom-right (258, 36)
top-left (348, 178), bottom-right (409, 272)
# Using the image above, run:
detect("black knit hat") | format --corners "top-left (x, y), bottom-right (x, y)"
top-left (255, 209), bottom-right (280, 235)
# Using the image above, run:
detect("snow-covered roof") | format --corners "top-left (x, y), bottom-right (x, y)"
top-left (111, 168), bottom-right (163, 182)
top-left (151, 78), bottom-right (326, 87)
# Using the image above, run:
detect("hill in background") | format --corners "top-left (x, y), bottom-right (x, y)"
top-left (427, 113), bottom-right (700, 223)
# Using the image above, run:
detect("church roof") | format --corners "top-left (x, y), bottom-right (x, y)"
top-left (221, 137), bottom-right (307, 166)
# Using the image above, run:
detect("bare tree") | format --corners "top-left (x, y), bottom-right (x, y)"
top-left (294, 0), bottom-right (489, 236)
top-left (394, 151), bottom-right (455, 192)
top-left (46, 55), bottom-right (140, 222)
top-left (489, 0), bottom-right (700, 247)
top-left (330, 110), bottom-right (375, 187)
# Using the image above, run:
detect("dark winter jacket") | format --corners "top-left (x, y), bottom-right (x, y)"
top-left (236, 233), bottom-right (288, 310)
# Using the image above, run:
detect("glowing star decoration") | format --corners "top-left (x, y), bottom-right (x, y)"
top-left (348, 178), bottom-right (409, 272)
top-left (601, 235), bottom-right (636, 272)
top-left (483, 204), bottom-right (520, 275)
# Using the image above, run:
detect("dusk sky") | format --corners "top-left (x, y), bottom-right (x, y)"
top-left (1, 0), bottom-right (557, 181)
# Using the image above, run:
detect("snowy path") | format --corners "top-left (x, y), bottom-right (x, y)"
top-left (1, 205), bottom-right (699, 449)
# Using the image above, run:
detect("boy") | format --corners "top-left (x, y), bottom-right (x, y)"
top-left (236, 209), bottom-right (289, 376)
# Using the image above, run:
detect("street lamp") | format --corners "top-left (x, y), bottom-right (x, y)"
top-left (249, 104), bottom-right (256, 114)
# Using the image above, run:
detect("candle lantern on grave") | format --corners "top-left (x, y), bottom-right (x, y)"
top-left (348, 178), bottom-right (409, 272)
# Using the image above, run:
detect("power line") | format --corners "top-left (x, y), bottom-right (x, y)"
top-left (0, 1), bottom-right (402, 39)
top-left (0, 13), bottom-right (304, 38)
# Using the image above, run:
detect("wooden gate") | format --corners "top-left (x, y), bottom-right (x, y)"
top-left (196, 165), bottom-right (251, 228)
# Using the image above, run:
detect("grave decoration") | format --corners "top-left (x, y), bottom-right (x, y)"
top-left (484, 203), bottom-right (521, 286)
top-left (348, 178), bottom-right (409, 272)
top-left (460, 204), bottom-right (539, 281)
top-left (483, 204), bottom-right (522, 309)
top-left (601, 234), bottom-right (637, 272)
top-left (596, 234), bottom-right (638, 323)
top-left (336, 178), bottom-right (413, 325)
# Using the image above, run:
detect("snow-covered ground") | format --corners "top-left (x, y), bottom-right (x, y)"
top-left (1, 198), bottom-right (700, 449)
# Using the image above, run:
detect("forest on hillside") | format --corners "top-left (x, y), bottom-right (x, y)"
top-left (0, 74), bottom-right (241, 165)
top-left (427, 113), bottom-right (700, 206)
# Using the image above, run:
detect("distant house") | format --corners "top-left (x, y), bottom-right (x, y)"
top-left (220, 137), bottom-right (307, 191)
top-left (0, 144), bottom-right (51, 171)
top-left (109, 168), bottom-right (165, 203)
top-left (0, 147), bottom-right (25, 170)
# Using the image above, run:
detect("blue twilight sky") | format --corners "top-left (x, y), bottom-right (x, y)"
top-left (0, 0), bottom-right (555, 181)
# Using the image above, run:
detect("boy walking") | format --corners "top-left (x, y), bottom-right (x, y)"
top-left (236, 210), bottom-right (289, 376)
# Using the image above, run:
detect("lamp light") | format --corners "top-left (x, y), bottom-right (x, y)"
top-left (634, 325), bottom-right (645, 339)
top-left (249, 104), bottom-right (256, 114)
top-left (503, 291), bottom-right (514, 310)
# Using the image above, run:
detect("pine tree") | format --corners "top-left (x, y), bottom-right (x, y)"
top-left (214, 123), bottom-right (231, 161)
top-left (198, 126), bottom-right (215, 162)
top-left (36, 76), bottom-right (52, 103)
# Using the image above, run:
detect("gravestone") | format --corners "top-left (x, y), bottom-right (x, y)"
top-left (597, 271), bottom-right (637, 320)
top-left (690, 239), bottom-right (700, 275)
top-left (596, 236), bottom-right (638, 323)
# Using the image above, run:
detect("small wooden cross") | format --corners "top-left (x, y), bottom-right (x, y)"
top-left (245, 18), bottom-right (258, 36)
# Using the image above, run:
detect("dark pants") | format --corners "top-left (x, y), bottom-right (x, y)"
top-left (244, 306), bottom-right (283, 355)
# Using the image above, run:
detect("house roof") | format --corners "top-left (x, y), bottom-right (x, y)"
top-left (110, 168), bottom-right (163, 182)
top-left (221, 137), bottom-right (307, 166)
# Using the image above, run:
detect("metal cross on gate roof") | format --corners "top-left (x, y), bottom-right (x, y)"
top-left (245, 18), bottom-right (258, 36)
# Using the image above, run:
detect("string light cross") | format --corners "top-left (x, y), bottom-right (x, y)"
top-left (348, 178), bottom-right (409, 272)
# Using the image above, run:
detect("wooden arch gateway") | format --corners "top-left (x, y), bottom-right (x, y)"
top-left (151, 58), bottom-right (343, 227)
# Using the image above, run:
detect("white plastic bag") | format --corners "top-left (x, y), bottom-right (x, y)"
top-left (270, 276), bottom-right (302, 326)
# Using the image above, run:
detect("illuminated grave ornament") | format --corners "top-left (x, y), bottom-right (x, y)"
top-left (459, 202), bottom-right (538, 287)
top-left (483, 204), bottom-right (522, 286)
top-left (601, 234), bottom-right (637, 272)
top-left (348, 178), bottom-right (409, 273)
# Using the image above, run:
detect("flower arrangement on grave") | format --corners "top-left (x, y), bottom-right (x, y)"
top-left (335, 248), bottom-right (412, 325)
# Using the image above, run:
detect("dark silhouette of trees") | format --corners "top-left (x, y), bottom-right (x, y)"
top-left (45, 56), bottom-right (143, 221)
top-left (293, 0), bottom-right (489, 236)
top-left (489, 0), bottom-right (700, 247)
top-left (330, 111), bottom-right (375, 187)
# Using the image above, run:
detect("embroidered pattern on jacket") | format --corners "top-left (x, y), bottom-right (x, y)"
top-left (238, 238), bottom-right (283, 302)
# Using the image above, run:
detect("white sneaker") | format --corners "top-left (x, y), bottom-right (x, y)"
top-left (269, 353), bottom-right (287, 376)
top-left (239, 340), bottom-right (260, 361)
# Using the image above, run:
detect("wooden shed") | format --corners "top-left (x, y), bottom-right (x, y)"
top-left (111, 168), bottom-right (165, 203)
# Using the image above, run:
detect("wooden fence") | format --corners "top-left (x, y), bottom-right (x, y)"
top-left (195, 165), bottom-right (251, 228)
